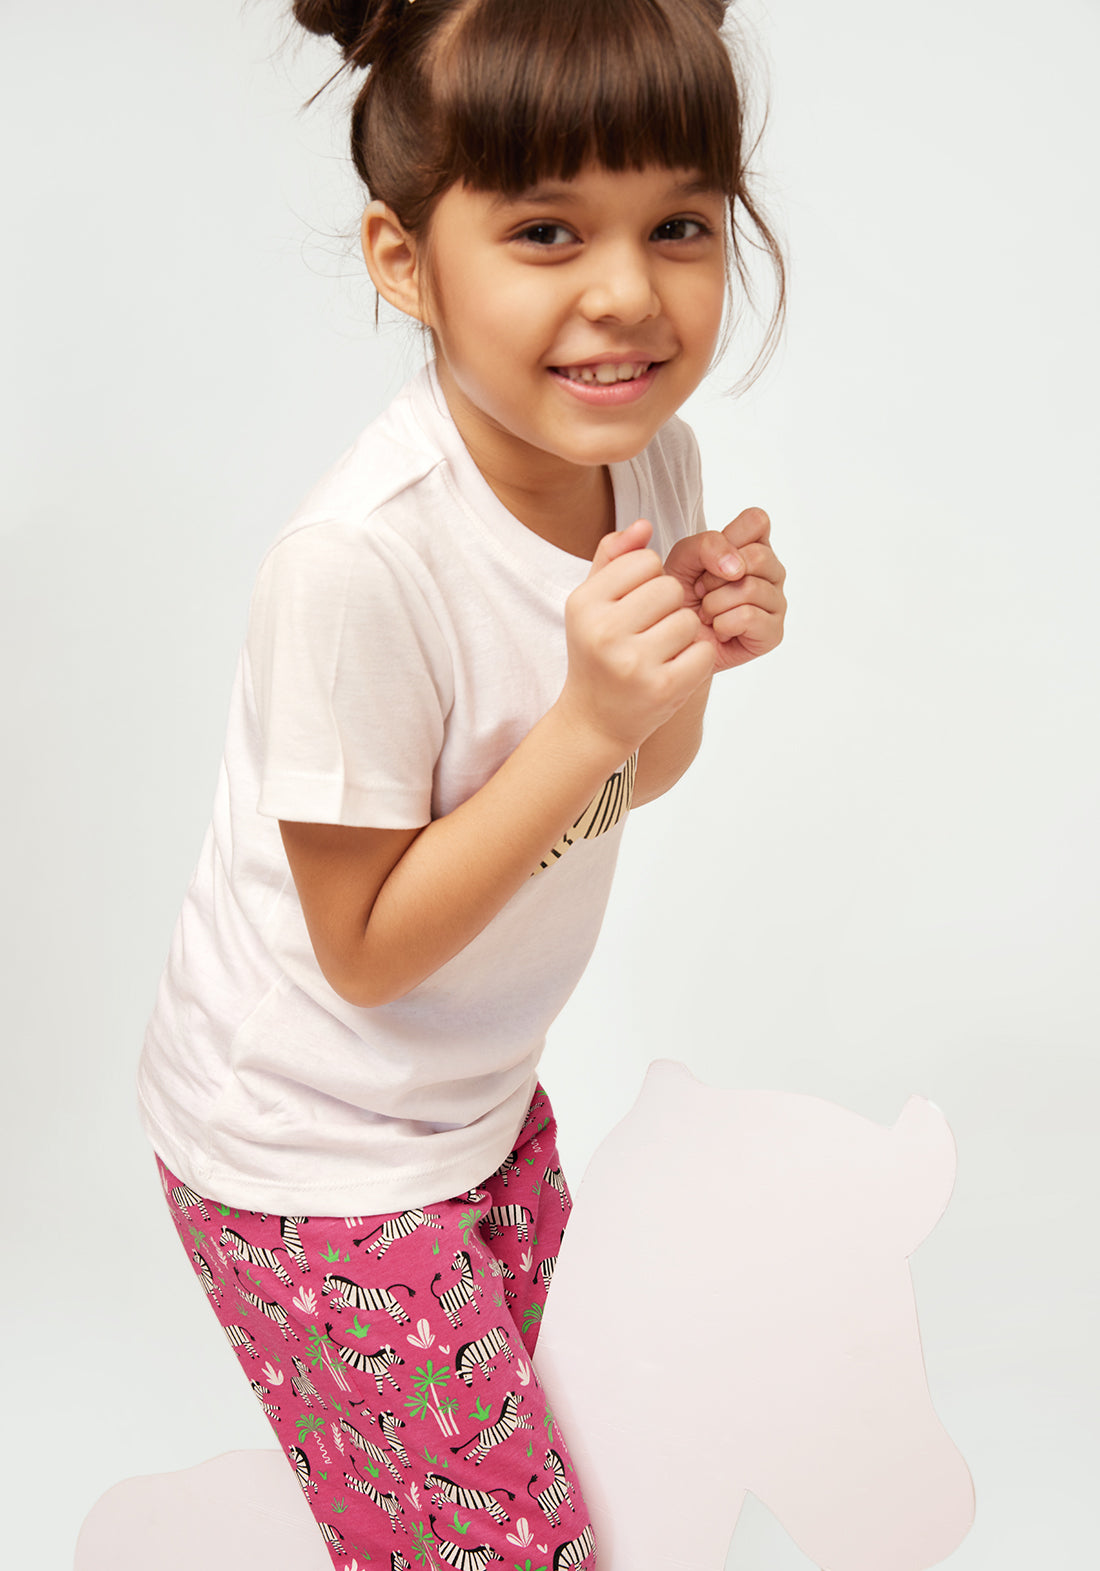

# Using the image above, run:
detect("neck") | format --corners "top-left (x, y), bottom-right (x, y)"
top-left (435, 362), bottom-right (615, 561)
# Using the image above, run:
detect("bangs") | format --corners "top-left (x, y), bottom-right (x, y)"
top-left (432, 0), bottom-right (743, 196)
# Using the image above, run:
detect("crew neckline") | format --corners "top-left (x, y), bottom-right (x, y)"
top-left (408, 361), bottom-right (643, 596)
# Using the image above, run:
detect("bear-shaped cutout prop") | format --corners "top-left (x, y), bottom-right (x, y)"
top-left (534, 1059), bottom-right (976, 1571)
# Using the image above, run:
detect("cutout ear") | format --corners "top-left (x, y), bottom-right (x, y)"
top-left (889, 1095), bottom-right (957, 1254)
top-left (361, 201), bottom-right (427, 323)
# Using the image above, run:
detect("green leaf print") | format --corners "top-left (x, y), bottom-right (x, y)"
top-left (458, 1207), bottom-right (483, 1245)
top-left (332, 1498), bottom-right (348, 1515)
top-left (295, 1413), bottom-right (325, 1444)
top-left (453, 1511), bottom-right (471, 1534)
top-left (351, 1314), bottom-right (371, 1339)
top-left (411, 1521), bottom-right (436, 1564)
top-left (514, 1560), bottom-right (548, 1571)
top-left (522, 1301), bottom-right (544, 1334)
top-left (470, 1398), bottom-right (492, 1423)
top-left (306, 1324), bottom-right (335, 1368)
top-left (322, 1241), bottom-right (343, 1262)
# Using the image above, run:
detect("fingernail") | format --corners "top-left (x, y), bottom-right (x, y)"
top-left (719, 552), bottom-right (744, 576)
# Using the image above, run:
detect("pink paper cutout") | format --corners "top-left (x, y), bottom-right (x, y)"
top-left (534, 1059), bottom-right (975, 1570)
top-left (74, 1450), bottom-right (332, 1570)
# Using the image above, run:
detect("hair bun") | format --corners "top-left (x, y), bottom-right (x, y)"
top-left (293, 0), bottom-right (399, 64)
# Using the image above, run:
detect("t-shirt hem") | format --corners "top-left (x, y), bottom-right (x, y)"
top-left (139, 1094), bottom-right (524, 1218)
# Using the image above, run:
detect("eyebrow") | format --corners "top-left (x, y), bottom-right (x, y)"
top-left (492, 175), bottom-right (722, 209)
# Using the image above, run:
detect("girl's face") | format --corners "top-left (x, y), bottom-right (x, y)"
top-left (408, 164), bottom-right (729, 483)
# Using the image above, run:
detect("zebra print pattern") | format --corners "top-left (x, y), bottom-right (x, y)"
top-left (533, 1255), bottom-right (557, 1290)
top-left (221, 1323), bottom-right (258, 1359)
top-left (428, 1516), bottom-right (499, 1571)
top-left (379, 1410), bottom-right (411, 1468)
top-left (528, 1448), bottom-right (574, 1527)
top-left (289, 1445), bottom-right (316, 1493)
top-left (291, 1355), bottom-right (328, 1410)
top-left (170, 1182), bottom-right (210, 1221)
top-left (430, 1250), bottom-right (481, 1328)
top-left (343, 1468), bottom-right (402, 1532)
top-left (220, 1225), bottom-right (294, 1286)
top-left (493, 1151), bottom-right (519, 1188)
top-left (191, 1248), bottom-right (220, 1300)
top-left (339, 1415), bottom-right (407, 1483)
top-left (249, 1381), bottom-right (281, 1422)
top-left (552, 1523), bottom-right (597, 1570)
top-left (455, 1326), bottom-right (514, 1386)
top-left (425, 1472), bottom-right (515, 1525)
top-left (280, 1215), bottom-right (309, 1273)
top-left (322, 1273), bottom-right (416, 1324)
top-left (450, 1392), bottom-right (532, 1465)
top-left (353, 1207), bottom-right (445, 1257)
top-left (543, 1167), bottom-right (568, 1210)
top-left (327, 1326), bottom-right (405, 1394)
top-left (233, 1269), bottom-right (295, 1339)
top-left (535, 751), bottom-right (636, 872)
top-left (482, 1205), bottom-right (534, 1243)
top-left (318, 1522), bottom-right (346, 1554)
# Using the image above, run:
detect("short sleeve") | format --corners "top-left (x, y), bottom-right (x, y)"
top-left (247, 519), bottom-right (454, 828)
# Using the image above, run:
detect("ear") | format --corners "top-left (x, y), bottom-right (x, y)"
top-left (361, 201), bottom-right (427, 323)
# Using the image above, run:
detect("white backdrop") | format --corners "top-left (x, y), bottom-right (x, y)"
top-left (3, 2), bottom-right (1096, 1566)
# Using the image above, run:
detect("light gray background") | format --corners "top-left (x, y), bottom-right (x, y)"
top-left (3, 1), bottom-right (1096, 1565)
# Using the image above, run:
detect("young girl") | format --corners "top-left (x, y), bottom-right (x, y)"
top-left (138, 0), bottom-right (786, 1563)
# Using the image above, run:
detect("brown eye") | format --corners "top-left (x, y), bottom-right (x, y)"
top-left (517, 223), bottom-right (576, 247)
top-left (652, 218), bottom-right (707, 242)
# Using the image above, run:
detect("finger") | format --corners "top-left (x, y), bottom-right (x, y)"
top-left (709, 603), bottom-right (784, 652)
top-left (616, 572), bottom-right (687, 632)
top-left (636, 604), bottom-right (705, 663)
top-left (694, 542), bottom-right (786, 596)
top-left (589, 517), bottom-right (653, 575)
top-left (722, 506), bottom-right (771, 550)
top-left (699, 576), bottom-right (787, 624)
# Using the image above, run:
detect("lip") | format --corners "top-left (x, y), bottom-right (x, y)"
top-left (548, 362), bottom-right (659, 406)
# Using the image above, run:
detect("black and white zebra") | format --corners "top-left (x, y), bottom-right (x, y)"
top-left (291, 1355), bottom-right (328, 1410)
top-left (552, 1524), bottom-right (597, 1570)
top-left (482, 1205), bottom-right (534, 1243)
top-left (327, 1325), bottom-right (405, 1394)
top-left (430, 1250), bottom-right (481, 1329)
top-left (191, 1248), bottom-right (220, 1301)
top-left (454, 1326), bottom-right (514, 1387)
top-left (532, 1256), bottom-right (557, 1291)
top-left (493, 1151), bottom-right (519, 1188)
top-left (427, 1516), bottom-right (499, 1571)
top-left (343, 1469), bottom-right (402, 1532)
top-left (233, 1269), bottom-right (295, 1339)
top-left (318, 1522), bottom-right (346, 1556)
top-left (280, 1216), bottom-right (309, 1274)
top-left (424, 1471), bottom-right (515, 1526)
top-left (486, 1255), bottom-right (515, 1285)
top-left (170, 1182), bottom-right (210, 1221)
top-left (220, 1226), bottom-right (295, 1287)
top-left (222, 1323), bottom-right (259, 1359)
top-left (542, 1168), bottom-right (568, 1211)
top-left (379, 1410), bottom-right (411, 1469)
top-left (322, 1273), bottom-right (416, 1325)
top-left (450, 1391), bottom-right (532, 1466)
top-left (249, 1381), bottom-right (281, 1422)
top-left (353, 1208), bottom-right (445, 1258)
top-left (288, 1444), bottom-right (316, 1493)
top-left (339, 1416), bottom-right (406, 1484)
top-left (390, 1555), bottom-right (412, 1571)
top-left (528, 1449), bottom-right (574, 1527)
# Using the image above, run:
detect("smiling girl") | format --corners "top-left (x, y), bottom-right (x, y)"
top-left (138, 0), bottom-right (786, 1563)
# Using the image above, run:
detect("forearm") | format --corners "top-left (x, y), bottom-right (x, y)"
top-left (632, 676), bottom-right (712, 806)
top-left (343, 702), bottom-right (629, 1007)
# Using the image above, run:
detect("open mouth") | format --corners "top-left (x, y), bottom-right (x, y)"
top-left (551, 361), bottom-right (654, 385)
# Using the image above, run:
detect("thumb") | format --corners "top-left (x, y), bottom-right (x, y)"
top-left (588, 517), bottom-right (653, 576)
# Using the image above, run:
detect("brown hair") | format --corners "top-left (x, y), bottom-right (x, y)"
top-left (293, 0), bottom-right (785, 385)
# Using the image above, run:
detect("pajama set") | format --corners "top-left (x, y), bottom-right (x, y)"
top-left (138, 362), bottom-right (705, 1566)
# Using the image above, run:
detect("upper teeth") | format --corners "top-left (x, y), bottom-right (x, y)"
top-left (560, 362), bottom-right (650, 384)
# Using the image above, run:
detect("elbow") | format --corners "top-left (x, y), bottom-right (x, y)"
top-left (321, 947), bottom-right (418, 1011)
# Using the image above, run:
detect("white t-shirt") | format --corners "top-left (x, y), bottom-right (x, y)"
top-left (138, 364), bottom-right (704, 1214)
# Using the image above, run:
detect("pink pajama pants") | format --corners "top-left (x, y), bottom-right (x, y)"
top-left (156, 1085), bottom-right (597, 1570)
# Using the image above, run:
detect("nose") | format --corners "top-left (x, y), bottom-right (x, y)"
top-left (578, 241), bottom-right (660, 325)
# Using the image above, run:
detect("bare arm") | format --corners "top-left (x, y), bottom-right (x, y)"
top-left (631, 675), bottom-right (712, 806)
top-left (280, 521), bottom-right (713, 1009)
